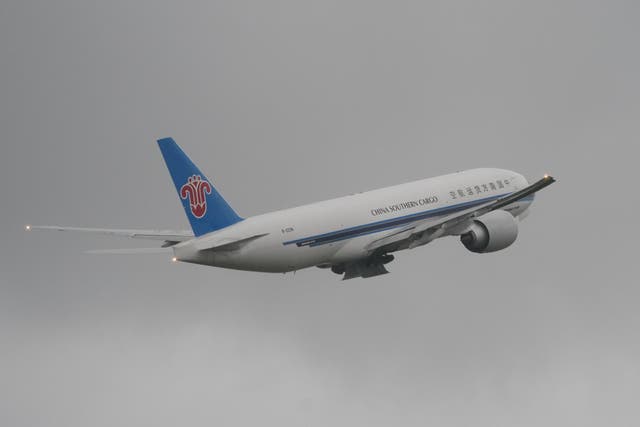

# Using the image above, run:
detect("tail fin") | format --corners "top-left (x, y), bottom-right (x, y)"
top-left (157, 138), bottom-right (242, 236)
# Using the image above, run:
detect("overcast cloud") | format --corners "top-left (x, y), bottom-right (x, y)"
top-left (1, 1), bottom-right (639, 426)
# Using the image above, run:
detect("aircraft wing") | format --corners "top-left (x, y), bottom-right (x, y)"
top-left (25, 225), bottom-right (194, 243)
top-left (366, 175), bottom-right (556, 254)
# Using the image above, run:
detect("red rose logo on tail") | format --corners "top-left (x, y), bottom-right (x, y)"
top-left (180, 175), bottom-right (212, 218)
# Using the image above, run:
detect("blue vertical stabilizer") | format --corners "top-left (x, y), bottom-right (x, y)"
top-left (157, 138), bottom-right (242, 236)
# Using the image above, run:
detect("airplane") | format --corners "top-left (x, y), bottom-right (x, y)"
top-left (26, 138), bottom-right (555, 280)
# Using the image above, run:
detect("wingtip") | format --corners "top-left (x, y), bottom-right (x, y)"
top-left (25, 224), bottom-right (31, 231)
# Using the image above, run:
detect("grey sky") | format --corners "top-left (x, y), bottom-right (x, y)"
top-left (1, 1), bottom-right (639, 426)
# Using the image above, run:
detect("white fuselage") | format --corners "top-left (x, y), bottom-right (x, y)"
top-left (173, 168), bottom-right (533, 272)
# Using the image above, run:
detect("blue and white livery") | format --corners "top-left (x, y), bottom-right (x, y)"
top-left (27, 138), bottom-right (555, 279)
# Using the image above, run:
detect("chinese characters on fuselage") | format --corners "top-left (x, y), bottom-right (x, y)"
top-left (449, 179), bottom-right (510, 200)
top-left (368, 179), bottom-right (512, 217)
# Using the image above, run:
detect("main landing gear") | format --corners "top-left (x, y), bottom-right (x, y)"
top-left (330, 253), bottom-right (395, 280)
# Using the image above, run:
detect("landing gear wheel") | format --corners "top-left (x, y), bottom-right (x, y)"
top-left (331, 265), bottom-right (345, 275)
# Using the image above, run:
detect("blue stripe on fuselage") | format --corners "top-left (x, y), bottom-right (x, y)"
top-left (283, 193), bottom-right (533, 247)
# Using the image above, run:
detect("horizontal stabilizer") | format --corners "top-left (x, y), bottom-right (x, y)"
top-left (25, 225), bottom-right (193, 242)
top-left (85, 248), bottom-right (173, 255)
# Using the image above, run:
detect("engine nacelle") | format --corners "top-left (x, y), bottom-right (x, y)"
top-left (460, 210), bottom-right (518, 253)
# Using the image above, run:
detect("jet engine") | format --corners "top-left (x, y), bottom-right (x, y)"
top-left (460, 210), bottom-right (518, 253)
